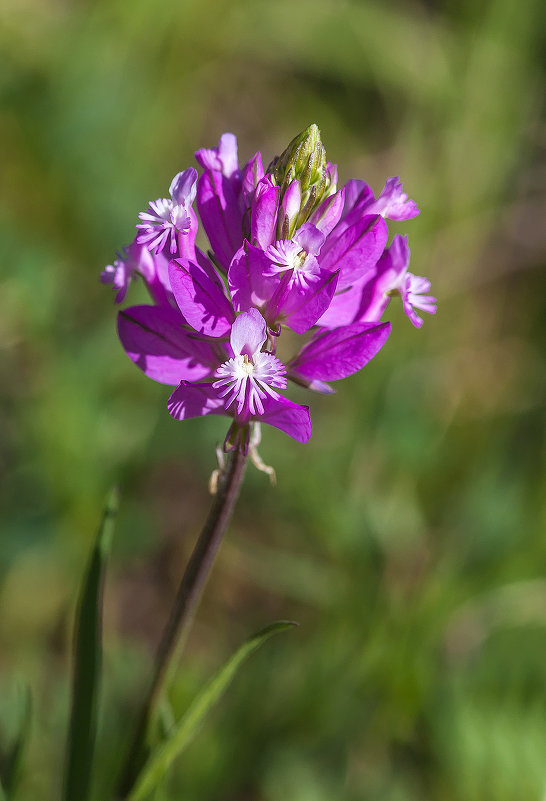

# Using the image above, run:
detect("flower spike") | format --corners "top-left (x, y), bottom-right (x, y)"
top-left (104, 125), bottom-right (433, 449)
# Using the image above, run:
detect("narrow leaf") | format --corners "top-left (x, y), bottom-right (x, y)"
top-left (61, 487), bottom-right (118, 801)
top-left (2, 686), bottom-right (32, 800)
top-left (130, 621), bottom-right (297, 801)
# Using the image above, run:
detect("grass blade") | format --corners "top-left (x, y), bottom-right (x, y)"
top-left (1, 686), bottom-right (32, 800)
top-left (61, 488), bottom-right (118, 801)
top-left (130, 620), bottom-right (297, 801)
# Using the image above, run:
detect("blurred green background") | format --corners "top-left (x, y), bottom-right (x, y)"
top-left (1, 0), bottom-right (546, 798)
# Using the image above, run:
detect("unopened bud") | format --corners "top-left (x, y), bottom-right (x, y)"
top-left (277, 180), bottom-right (302, 240)
top-left (267, 124), bottom-right (333, 227)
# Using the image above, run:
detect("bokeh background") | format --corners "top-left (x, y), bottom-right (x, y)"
top-left (1, 0), bottom-right (546, 799)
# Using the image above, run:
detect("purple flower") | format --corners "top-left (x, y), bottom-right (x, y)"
top-left (213, 309), bottom-right (288, 416)
top-left (229, 239), bottom-right (339, 335)
top-left (195, 132), bottom-right (239, 178)
top-left (288, 321), bottom-right (391, 393)
top-left (318, 235), bottom-right (436, 330)
top-left (341, 176), bottom-right (419, 226)
top-left (102, 237), bottom-right (174, 306)
top-left (369, 177), bottom-right (420, 221)
top-left (167, 309), bottom-right (312, 448)
top-left (103, 125), bottom-right (433, 452)
top-left (264, 223), bottom-right (325, 290)
top-left (400, 273), bottom-right (437, 329)
top-left (101, 248), bottom-right (134, 304)
top-left (137, 168), bottom-right (198, 255)
top-left (117, 303), bottom-right (219, 385)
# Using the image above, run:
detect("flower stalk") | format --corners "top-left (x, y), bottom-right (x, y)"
top-left (117, 446), bottom-right (248, 798)
top-left (103, 123), bottom-right (437, 796)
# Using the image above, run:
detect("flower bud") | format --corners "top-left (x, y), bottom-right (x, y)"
top-left (277, 179), bottom-right (302, 240)
top-left (267, 124), bottom-right (334, 227)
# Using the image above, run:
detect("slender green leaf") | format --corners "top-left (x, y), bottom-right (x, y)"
top-left (1, 686), bottom-right (32, 800)
top-left (61, 488), bottom-right (118, 801)
top-left (130, 621), bottom-right (298, 801)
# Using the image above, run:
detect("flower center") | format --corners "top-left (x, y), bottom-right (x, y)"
top-left (292, 249), bottom-right (308, 272)
top-left (241, 353), bottom-right (255, 376)
top-left (213, 350), bottom-right (288, 417)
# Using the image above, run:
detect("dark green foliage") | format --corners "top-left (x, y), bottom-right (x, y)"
top-left (62, 490), bottom-right (117, 801)
top-left (0, 688), bottom-right (31, 800)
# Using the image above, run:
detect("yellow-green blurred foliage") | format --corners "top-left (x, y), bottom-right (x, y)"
top-left (1, 0), bottom-right (545, 799)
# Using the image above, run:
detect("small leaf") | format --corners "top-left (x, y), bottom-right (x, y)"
top-left (61, 488), bottom-right (118, 801)
top-left (130, 621), bottom-right (297, 801)
top-left (1, 685), bottom-right (32, 800)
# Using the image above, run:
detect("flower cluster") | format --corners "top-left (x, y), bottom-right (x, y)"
top-left (102, 126), bottom-right (436, 451)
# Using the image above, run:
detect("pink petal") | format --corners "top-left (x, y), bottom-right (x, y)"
top-left (241, 151), bottom-right (264, 205)
top-left (118, 305), bottom-right (216, 385)
top-left (278, 180), bottom-right (302, 236)
top-left (273, 267), bottom-right (340, 334)
top-left (196, 171), bottom-right (243, 270)
top-left (195, 133), bottom-right (239, 178)
top-left (169, 168), bottom-right (198, 205)
top-left (340, 180), bottom-right (373, 221)
top-left (294, 223), bottom-right (325, 256)
top-left (251, 179), bottom-right (280, 249)
top-left (228, 241), bottom-right (279, 312)
top-left (319, 214), bottom-right (388, 290)
top-left (259, 394), bottom-right (312, 443)
top-left (167, 381), bottom-right (225, 420)
top-left (217, 132), bottom-right (239, 178)
top-left (230, 309), bottom-right (267, 357)
top-left (315, 272), bottom-right (377, 328)
top-left (371, 177), bottom-right (420, 221)
top-left (169, 258), bottom-right (234, 338)
top-left (289, 321), bottom-right (391, 382)
top-left (308, 187), bottom-right (345, 237)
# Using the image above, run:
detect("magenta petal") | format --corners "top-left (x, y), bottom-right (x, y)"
top-left (194, 248), bottom-right (226, 291)
top-left (379, 233), bottom-right (410, 279)
top-left (118, 305), bottom-right (216, 385)
top-left (168, 381), bottom-right (225, 420)
top-left (319, 214), bottom-right (388, 290)
top-left (196, 171), bottom-right (243, 270)
top-left (251, 180), bottom-right (280, 248)
top-left (195, 133), bottom-right (239, 178)
top-left (228, 241), bottom-right (279, 312)
top-left (107, 236), bottom-right (174, 307)
top-left (349, 234), bottom-right (411, 323)
top-left (169, 168), bottom-right (198, 205)
top-left (277, 268), bottom-right (340, 334)
top-left (308, 187), bottom-right (345, 236)
top-left (289, 321), bottom-right (391, 382)
top-left (230, 308), bottom-right (267, 357)
top-left (241, 152), bottom-right (264, 205)
top-left (294, 223), bottom-right (325, 256)
top-left (259, 394), bottom-right (312, 443)
top-left (169, 258), bottom-right (234, 337)
top-left (217, 133), bottom-right (239, 177)
top-left (279, 180), bottom-right (302, 235)
top-left (176, 207), bottom-right (198, 263)
top-left (314, 274), bottom-right (376, 328)
top-left (372, 177), bottom-right (420, 221)
top-left (341, 179), bottom-right (373, 220)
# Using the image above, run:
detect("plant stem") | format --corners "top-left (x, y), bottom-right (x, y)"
top-left (117, 447), bottom-right (248, 798)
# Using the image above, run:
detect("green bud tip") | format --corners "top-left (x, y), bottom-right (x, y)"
top-left (268, 124), bottom-right (335, 230)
